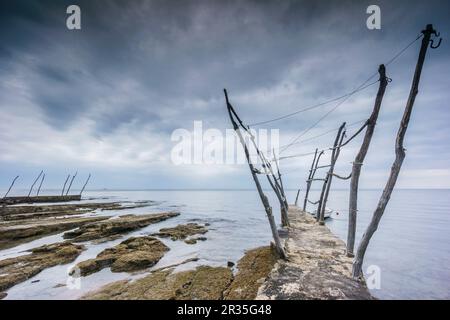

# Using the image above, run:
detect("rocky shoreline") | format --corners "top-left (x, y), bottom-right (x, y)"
top-left (0, 198), bottom-right (282, 300)
top-left (82, 246), bottom-right (278, 300)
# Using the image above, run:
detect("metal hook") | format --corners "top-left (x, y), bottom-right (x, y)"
top-left (430, 37), bottom-right (442, 49)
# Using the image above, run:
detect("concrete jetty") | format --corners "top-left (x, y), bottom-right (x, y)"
top-left (257, 206), bottom-right (373, 300)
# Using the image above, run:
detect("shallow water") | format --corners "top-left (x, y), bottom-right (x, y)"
top-left (2, 189), bottom-right (449, 299)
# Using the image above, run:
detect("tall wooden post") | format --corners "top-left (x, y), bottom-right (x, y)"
top-left (80, 174), bottom-right (91, 196)
top-left (304, 150), bottom-right (325, 212)
top-left (272, 151), bottom-right (289, 226)
top-left (36, 173), bottom-right (45, 196)
top-left (3, 176), bottom-right (19, 198)
top-left (346, 65), bottom-right (388, 257)
top-left (224, 89), bottom-right (286, 259)
top-left (294, 189), bottom-right (301, 206)
top-left (317, 123), bottom-right (346, 223)
top-left (273, 149), bottom-right (289, 209)
top-left (27, 170), bottom-right (43, 197)
top-left (264, 166), bottom-right (289, 227)
top-left (352, 24), bottom-right (440, 278)
top-left (61, 174), bottom-right (70, 196)
top-left (319, 124), bottom-right (346, 224)
top-left (303, 149), bottom-right (318, 211)
top-left (65, 172), bottom-right (77, 196)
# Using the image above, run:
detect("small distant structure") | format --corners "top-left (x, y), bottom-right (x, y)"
top-left (1, 170), bottom-right (92, 205)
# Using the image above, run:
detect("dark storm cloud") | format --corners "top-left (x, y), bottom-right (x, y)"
top-left (0, 0), bottom-right (449, 188)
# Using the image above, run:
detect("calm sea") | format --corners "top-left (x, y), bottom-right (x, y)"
top-left (2, 189), bottom-right (449, 299)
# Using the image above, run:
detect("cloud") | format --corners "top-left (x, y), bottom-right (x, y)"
top-left (0, 0), bottom-right (449, 189)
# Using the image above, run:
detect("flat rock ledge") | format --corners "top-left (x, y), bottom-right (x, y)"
top-left (82, 266), bottom-right (233, 300)
top-left (256, 206), bottom-right (373, 300)
top-left (152, 223), bottom-right (208, 244)
top-left (0, 216), bottom-right (109, 250)
top-left (63, 212), bottom-right (180, 242)
top-left (82, 246), bottom-right (277, 300)
top-left (0, 242), bottom-right (84, 292)
top-left (73, 236), bottom-right (169, 276)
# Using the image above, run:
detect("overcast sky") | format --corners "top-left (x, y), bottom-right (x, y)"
top-left (0, 0), bottom-right (449, 191)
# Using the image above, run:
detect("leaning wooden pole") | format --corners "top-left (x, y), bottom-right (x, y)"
top-left (352, 24), bottom-right (440, 278)
top-left (265, 173), bottom-right (289, 227)
top-left (319, 125), bottom-right (346, 225)
top-left (27, 170), bottom-right (43, 197)
top-left (273, 149), bottom-right (289, 209)
top-left (346, 65), bottom-right (388, 257)
top-left (3, 175), bottom-right (19, 198)
top-left (36, 173), bottom-right (46, 196)
top-left (271, 152), bottom-right (289, 226)
top-left (294, 189), bottom-right (301, 206)
top-left (316, 122), bottom-right (346, 223)
top-left (224, 89), bottom-right (286, 259)
top-left (65, 171), bottom-right (77, 196)
top-left (61, 174), bottom-right (70, 196)
top-left (80, 174), bottom-right (91, 196)
top-left (303, 148), bottom-right (318, 211)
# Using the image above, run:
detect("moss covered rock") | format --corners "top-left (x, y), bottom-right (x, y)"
top-left (73, 236), bottom-right (169, 276)
top-left (224, 246), bottom-right (278, 300)
top-left (153, 223), bottom-right (207, 242)
top-left (83, 265), bottom-right (233, 300)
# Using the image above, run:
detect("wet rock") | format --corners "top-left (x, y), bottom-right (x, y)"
top-left (224, 246), bottom-right (278, 300)
top-left (73, 236), bottom-right (169, 276)
top-left (82, 266), bottom-right (233, 300)
top-left (0, 242), bottom-right (85, 292)
top-left (0, 201), bottom-right (155, 221)
top-left (152, 257), bottom-right (199, 272)
top-left (227, 261), bottom-right (235, 268)
top-left (63, 212), bottom-right (179, 242)
top-left (0, 216), bottom-right (109, 250)
top-left (0, 292), bottom-right (7, 300)
top-left (153, 223), bottom-right (207, 241)
top-left (184, 239), bottom-right (197, 245)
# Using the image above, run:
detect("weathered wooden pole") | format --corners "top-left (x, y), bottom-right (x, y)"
top-left (61, 174), bottom-right (70, 196)
top-left (27, 170), bottom-right (43, 197)
top-left (263, 164), bottom-right (290, 227)
top-left (80, 174), bottom-right (91, 196)
top-left (352, 24), bottom-right (440, 278)
top-left (271, 152), bottom-right (289, 226)
top-left (304, 150), bottom-right (325, 213)
top-left (36, 173), bottom-right (45, 196)
top-left (303, 148), bottom-right (318, 211)
top-left (3, 176), bottom-right (19, 198)
top-left (346, 65), bottom-right (388, 257)
top-left (316, 123), bottom-right (346, 223)
top-left (224, 89), bottom-right (286, 259)
top-left (65, 171), bottom-right (77, 196)
top-left (319, 125), bottom-right (346, 224)
top-left (294, 189), bottom-right (301, 206)
top-left (273, 149), bottom-right (289, 209)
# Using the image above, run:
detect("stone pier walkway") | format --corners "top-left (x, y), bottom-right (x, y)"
top-left (256, 206), bottom-right (373, 300)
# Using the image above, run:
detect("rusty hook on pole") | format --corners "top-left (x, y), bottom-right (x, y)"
top-left (430, 30), bottom-right (442, 49)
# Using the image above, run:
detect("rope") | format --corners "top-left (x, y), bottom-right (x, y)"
top-left (250, 33), bottom-right (423, 129)
top-left (279, 80), bottom-right (378, 154)
top-left (249, 85), bottom-right (374, 127)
